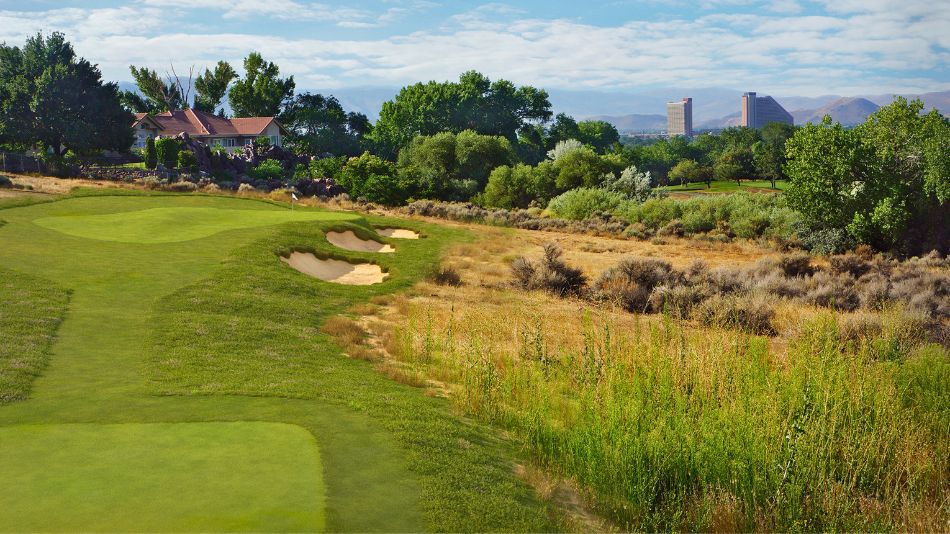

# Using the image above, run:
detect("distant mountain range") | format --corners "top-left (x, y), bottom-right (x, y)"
top-left (118, 79), bottom-right (949, 132)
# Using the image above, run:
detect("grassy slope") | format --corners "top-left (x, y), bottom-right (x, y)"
top-left (0, 269), bottom-right (69, 404)
top-left (0, 422), bottom-right (325, 532)
top-left (146, 216), bottom-right (553, 532)
top-left (0, 191), bottom-right (554, 532)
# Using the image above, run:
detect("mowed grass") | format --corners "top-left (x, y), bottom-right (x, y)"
top-left (146, 217), bottom-right (555, 532)
top-left (661, 179), bottom-right (786, 194)
top-left (0, 191), bottom-right (555, 532)
top-left (0, 422), bottom-right (325, 532)
top-left (34, 206), bottom-right (356, 243)
top-left (0, 268), bottom-right (70, 404)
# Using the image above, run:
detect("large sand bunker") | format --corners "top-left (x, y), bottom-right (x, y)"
top-left (326, 231), bottom-right (395, 253)
top-left (281, 252), bottom-right (388, 285)
top-left (377, 228), bottom-right (419, 239)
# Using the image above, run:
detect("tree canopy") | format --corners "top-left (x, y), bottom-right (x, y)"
top-left (281, 92), bottom-right (369, 156)
top-left (193, 61), bottom-right (237, 114)
top-left (369, 71), bottom-right (551, 157)
top-left (785, 98), bottom-right (949, 252)
top-left (228, 53), bottom-right (295, 118)
top-left (0, 32), bottom-right (132, 158)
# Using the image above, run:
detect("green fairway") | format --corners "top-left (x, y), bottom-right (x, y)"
top-left (34, 206), bottom-right (355, 243)
top-left (661, 179), bottom-right (786, 194)
top-left (0, 191), bottom-right (553, 532)
top-left (0, 422), bottom-right (325, 532)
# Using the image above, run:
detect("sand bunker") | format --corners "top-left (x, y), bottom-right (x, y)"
top-left (377, 228), bottom-right (419, 239)
top-left (326, 230), bottom-right (395, 253)
top-left (281, 252), bottom-right (388, 285)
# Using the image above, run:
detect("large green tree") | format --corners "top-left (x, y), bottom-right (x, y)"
top-left (785, 98), bottom-right (949, 252)
top-left (578, 120), bottom-right (620, 153)
top-left (0, 32), bottom-right (133, 160)
top-left (193, 61), bottom-right (237, 114)
top-left (228, 53), bottom-right (295, 117)
top-left (281, 92), bottom-right (369, 156)
top-left (370, 71), bottom-right (551, 157)
top-left (396, 130), bottom-right (515, 200)
top-left (128, 65), bottom-right (187, 111)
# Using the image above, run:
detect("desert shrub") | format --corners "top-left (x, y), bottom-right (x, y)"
top-left (237, 183), bottom-right (257, 194)
top-left (202, 183), bottom-right (221, 193)
top-left (656, 219), bottom-right (684, 237)
top-left (804, 272), bottom-right (861, 311)
top-left (591, 257), bottom-right (679, 312)
top-left (777, 252), bottom-right (815, 277)
top-left (0, 175), bottom-right (12, 188)
top-left (164, 180), bottom-right (197, 192)
top-left (154, 138), bottom-right (179, 169)
top-left (829, 253), bottom-right (873, 277)
top-left (176, 150), bottom-right (197, 170)
top-left (546, 187), bottom-right (627, 220)
top-left (511, 243), bottom-right (586, 297)
top-left (648, 283), bottom-right (713, 317)
top-left (794, 222), bottom-right (854, 254)
top-left (752, 271), bottom-right (807, 298)
top-left (429, 266), bottom-right (463, 287)
top-left (889, 271), bottom-right (950, 319)
top-left (856, 272), bottom-right (891, 309)
top-left (693, 293), bottom-right (776, 334)
top-left (142, 177), bottom-right (162, 190)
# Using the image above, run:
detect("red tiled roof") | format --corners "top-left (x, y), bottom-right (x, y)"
top-left (131, 109), bottom-right (282, 138)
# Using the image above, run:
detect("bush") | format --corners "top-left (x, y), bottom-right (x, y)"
top-left (144, 137), bottom-right (157, 169)
top-left (429, 267), bottom-right (463, 287)
top-left (692, 293), bottom-right (776, 334)
top-left (154, 138), bottom-right (180, 169)
top-left (793, 222), bottom-right (854, 255)
top-left (829, 253), bottom-right (873, 278)
top-left (164, 180), bottom-right (198, 192)
top-left (248, 159), bottom-right (285, 181)
top-left (338, 152), bottom-right (409, 206)
top-left (547, 187), bottom-right (627, 220)
top-left (511, 243), bottom-right (586, 297)
top-left (176, 150), bottom-right (197, 170)
top-left (237, 183), bottom-right (257, 194)
top-left (804, 272), bottom-right (861, 311)
top-left (591, 257), bottom-right (679, 312)
top-left (0, 175), bottom-right (12, 188)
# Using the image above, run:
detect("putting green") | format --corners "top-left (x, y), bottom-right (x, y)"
top-left (0, 422), bottom-right (325, 532)
top-left (34, 206), bottom-right (356, 243)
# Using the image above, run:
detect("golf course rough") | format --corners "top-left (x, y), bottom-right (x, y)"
top-left (0, 192), bottom-right (554, 532)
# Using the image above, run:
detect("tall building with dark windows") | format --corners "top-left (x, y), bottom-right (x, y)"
top-left (740, 92), bottom-right (793, 128)
top-left (667, 97), bottom-right (693, 137)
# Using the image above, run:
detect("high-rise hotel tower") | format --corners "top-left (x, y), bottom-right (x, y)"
top-left (740, 92), bottom-right (793, 128)
top-left (667, 97), bottom-right (693, 137)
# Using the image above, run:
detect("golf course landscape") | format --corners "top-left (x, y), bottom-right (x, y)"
top-left (0, 191), bottom-right (554, 532)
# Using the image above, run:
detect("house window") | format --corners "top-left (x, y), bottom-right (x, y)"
top-left (270, 136), bottom-right (279, 146)
top-left (244, 138), bottom-right (253, 146)
top-left (213, 138), bottom-right (236, 147)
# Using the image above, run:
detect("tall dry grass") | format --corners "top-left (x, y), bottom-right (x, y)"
top-left (371, 298), bottom-right (950, 531)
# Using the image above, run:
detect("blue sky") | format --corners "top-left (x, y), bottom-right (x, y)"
top-left (1, 0), bottom-right (948, 96)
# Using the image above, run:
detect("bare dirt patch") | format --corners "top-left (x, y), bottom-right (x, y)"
top-left (281, 252), bottom-right (388, 285)
top-left (326, 230), bottom-right (395, 253)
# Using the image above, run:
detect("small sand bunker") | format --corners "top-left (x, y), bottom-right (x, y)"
top-left (377, 228), bottom-right (419, 239)
top-left (326, 230), bottom-right (395, 253)
top-left (281, 252), bottom-right (388, 285)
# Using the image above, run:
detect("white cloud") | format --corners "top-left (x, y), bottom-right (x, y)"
top-left (1, 1), bottom-right (947, 97)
